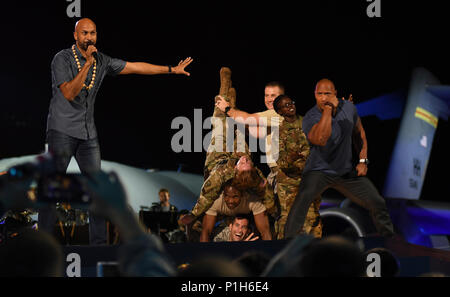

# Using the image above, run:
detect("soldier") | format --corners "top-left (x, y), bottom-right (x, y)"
top-left (272, 95), bottom-right (322, 239)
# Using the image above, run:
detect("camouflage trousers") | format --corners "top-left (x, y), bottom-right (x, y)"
top-left (275, 173), bottom-right (322, 239)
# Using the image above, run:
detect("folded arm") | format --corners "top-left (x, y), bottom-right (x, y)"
top-left (59, 60), bottom-right (94, 101)
top-left (307, 105), bottom-right (333, 146)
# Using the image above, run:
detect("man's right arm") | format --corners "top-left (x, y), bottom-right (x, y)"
top-left (179, 167), bottom-right (232, 226)
top-left (226, 107), bottom-right (267, 139)
top-left (228, 108), bottom-right (260, 125)
top-left (190, 165), bottom-right (234, 217)
top-left (59, 62), bottom-right (92, 101)
top-left (57, 46), bottom-right (96, 101)
top-left (307, 105), bottom-right (333, 146)
top-left (215, 95), bottom-right (262, 125)
top-left (215, 95), bottom-right (273, 138)
top-left (200, 214), bottom-right (217, 242)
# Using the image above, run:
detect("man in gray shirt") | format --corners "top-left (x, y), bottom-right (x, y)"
top-left (41, 18), bottom-right (193, 245)
top-left (284, 79), bottom-right (394, 239)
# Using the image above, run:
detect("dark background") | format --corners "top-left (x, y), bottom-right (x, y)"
top-left (0, 1), bottom-right (448, 201)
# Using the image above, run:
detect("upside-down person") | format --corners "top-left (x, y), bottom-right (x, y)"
top-left (178, 68), bottom-right (276, 234)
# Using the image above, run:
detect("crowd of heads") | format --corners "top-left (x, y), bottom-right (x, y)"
top-left (1, 168), bottom-right (448, 278)
top-left (175, 235), bottom-right (408, 277)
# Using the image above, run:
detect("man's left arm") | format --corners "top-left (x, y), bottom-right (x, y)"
top-left (119, 57), bottom-right (193, 75)
top-left (354, 116), bottom-right (368, 176)
top-left (253, 211), bottom-right (272, 240)
top-left (293, 129), bottom-right (311, 172)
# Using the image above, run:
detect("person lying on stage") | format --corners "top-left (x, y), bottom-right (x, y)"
top-left (200, 181), bottom-right (271, 242)
top-left (212, 214), bottom-right (260, 242)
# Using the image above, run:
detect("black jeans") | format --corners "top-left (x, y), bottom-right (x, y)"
top-left (38, 129), bottom-right (106, 245)
top-left (284, 171), bottom-right (395, 238)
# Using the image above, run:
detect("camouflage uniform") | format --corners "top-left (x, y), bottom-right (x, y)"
top-left (213, 225), bottom-right (231, 242)
top-left (192, 156), bottom-right (275, 218)
top-left (275, 115), bottom-right (322, 239)
top-left (191, 94), bottom-right (276, 219)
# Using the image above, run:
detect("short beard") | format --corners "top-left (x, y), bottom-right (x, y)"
top-left (78, 40), bottom-right (95, 51)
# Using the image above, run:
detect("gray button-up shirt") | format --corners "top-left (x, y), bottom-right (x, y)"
top-left (46, 45), bottom-right (126, 140)
top-left (302, 99), bottom-right (359, 176)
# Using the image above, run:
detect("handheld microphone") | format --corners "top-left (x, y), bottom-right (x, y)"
top-left (87, 41), bottom-right (97, 61)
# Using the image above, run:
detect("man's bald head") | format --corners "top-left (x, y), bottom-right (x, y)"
top-left (314, 78), bottom-right (338, 111)
top-left (315, 79), bottom-right (336, 93)
top-left (74, 18), bottom-right (96, 32)
top-left (73, 18), bottom-right (97, 52)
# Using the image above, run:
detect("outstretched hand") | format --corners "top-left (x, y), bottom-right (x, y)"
top-left (173, 57), bottom-right (194, 76)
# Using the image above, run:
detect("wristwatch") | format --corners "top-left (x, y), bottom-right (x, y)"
top-left (359, 158), bottom-right (370, 165)
top-left (224, 106), bottom-right (231, 117)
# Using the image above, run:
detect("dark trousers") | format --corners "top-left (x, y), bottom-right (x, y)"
top-left (284, 171), bottom-right (395, 238)
top-left (38, 129), bottom-right (106, 245)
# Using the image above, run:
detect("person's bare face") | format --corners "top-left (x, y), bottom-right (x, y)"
top-left (264, 86), bottom-right (283, 110)
top-left (159, 191), bottom-right (170, 204)
top-left (74, 19), bottom-right (97, 51)
top-left (277, 97), bottom-right (296, 117)
top-left (235, 155), bottom-right (253, 172)
top-left (229, 218), bottom-right (250, 241)
top-left (314, 80), bottom-right (337, 111)
top-left (223, 186), bottom-right (242, 210)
